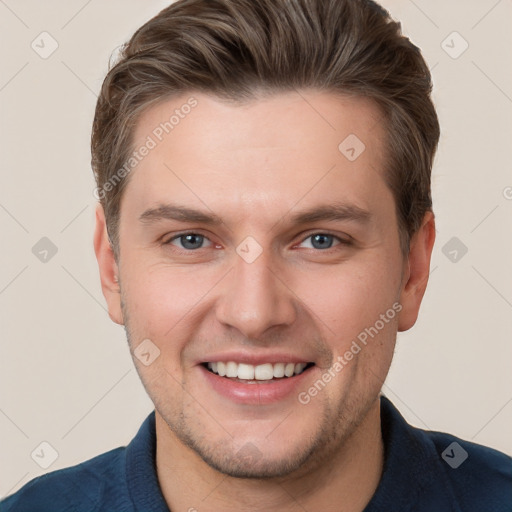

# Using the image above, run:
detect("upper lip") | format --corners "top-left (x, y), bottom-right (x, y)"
top-left (198, 351), bottom-right (314, 366)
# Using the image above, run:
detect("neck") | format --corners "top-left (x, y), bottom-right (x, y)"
top-left (155, 399), bottom-right (383, 512)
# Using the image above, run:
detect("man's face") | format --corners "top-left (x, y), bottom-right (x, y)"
top-left (98, 90), bottom-right (424, 478)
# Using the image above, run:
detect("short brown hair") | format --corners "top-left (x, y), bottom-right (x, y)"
top-left (91, 0), bottom-right (439, 258)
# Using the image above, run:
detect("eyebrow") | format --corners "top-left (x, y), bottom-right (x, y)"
top-left (138, 202), bottom-right (371, 227)
top-left (288, 202), bottom-right (371, 226)
top-left (139, 204), bottom-right (223, 225)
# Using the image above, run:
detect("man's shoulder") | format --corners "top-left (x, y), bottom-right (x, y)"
top-left (376, 396), bottom-right (512, 511)
top-left (0, 446), bottom-right (132, 512)
top-left (422, 428), bottom-right (512, 510)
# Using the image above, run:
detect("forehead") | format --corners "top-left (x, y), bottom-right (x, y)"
top-left (123, 90), bottom-right (389, 221)
top-left (133, 90), bottom-right (384, 160)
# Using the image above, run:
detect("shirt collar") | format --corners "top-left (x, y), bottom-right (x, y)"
top-left (125, 411), bottom-right (170, 512)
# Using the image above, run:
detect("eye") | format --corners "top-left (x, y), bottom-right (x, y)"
top-left (166, 233), bottom-right (213, 250)
top-left (298, 233), bottom-right (347, 250)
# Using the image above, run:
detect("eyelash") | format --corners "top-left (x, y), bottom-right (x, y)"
top-left (163, 231), bottom-right (352, 252)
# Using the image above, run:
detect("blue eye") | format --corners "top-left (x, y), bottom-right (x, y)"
top-left (165, 232), bottom-right (348, 252)
top-left (168, 233), bottom-right (212, 250)
top-left (299, 234), bottom-right (344, 250)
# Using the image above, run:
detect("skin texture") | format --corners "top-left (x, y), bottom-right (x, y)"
top-left (94, 90), bottom-right (435, 512)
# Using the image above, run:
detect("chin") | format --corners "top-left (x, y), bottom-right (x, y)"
top-left (194, 441), bottom-right (317, 480)
top-left (167, 411), bottom-right (332, 480)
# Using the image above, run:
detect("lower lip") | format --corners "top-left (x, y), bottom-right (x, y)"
top-left (199, 364), bottom-right (314, 405)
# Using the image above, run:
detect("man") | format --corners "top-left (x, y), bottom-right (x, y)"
top-left (2, 0), bottom-right (511, 510)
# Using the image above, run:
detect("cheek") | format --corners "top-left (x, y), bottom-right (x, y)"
top-left (122, 263), bottom-right (215, 340)
top-left (296, 260), bottom-right (400, 401)
top-left (293, 256), bottom-right (401, 341)
top-left (121, 266), bottom-right (212, 391)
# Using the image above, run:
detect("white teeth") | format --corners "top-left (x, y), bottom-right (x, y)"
top-left (226, 361), bottom-right (238, 377)
top-left (295, 363), bottom-right (307, 374)
top-left (255, 363), bottom-right (274, 380)
top-left (206, 361), bottom-right (311, 380)
top-left (273, 362), bottom-right (285, 378)
top-left (217, 361), bottom-right (226, 377)
top-left (284, 363), bottom-right (295, 377)
top-left (237, 363), bottom-right (255, 380)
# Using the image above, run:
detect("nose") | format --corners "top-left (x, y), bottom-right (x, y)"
top-left (215, 246), bottom-right (297, 340)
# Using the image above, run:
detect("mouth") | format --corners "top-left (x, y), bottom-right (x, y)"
top-left (201, 361), bottom-right (315, 383)
top-left (199, 360), bottom-right (316, 404)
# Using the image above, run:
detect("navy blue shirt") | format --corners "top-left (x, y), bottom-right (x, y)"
top-left (2, 395), bottom-right (511, 511)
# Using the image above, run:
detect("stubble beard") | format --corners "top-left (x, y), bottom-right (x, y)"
top-left (121, 295), bottom-right (381, 480)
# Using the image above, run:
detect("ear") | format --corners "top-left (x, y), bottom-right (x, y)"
top-left (93, 203), bottom-right (124, 325)
top-left (397, 211), bottom-right (436, 332)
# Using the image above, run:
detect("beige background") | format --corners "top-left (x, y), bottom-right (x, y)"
top-left (1, 0), bottom-right (511, 498)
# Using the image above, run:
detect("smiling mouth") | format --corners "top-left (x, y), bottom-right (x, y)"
top-left (202, 361), bottom-right (315, 383)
